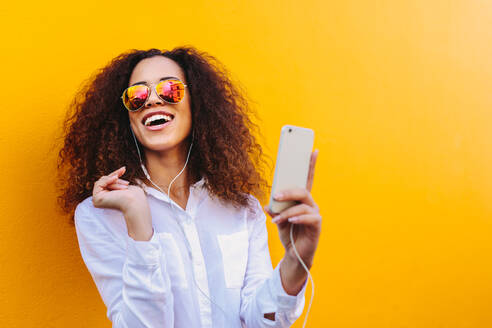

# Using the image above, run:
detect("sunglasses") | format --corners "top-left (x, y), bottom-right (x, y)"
top-left (121, 78), bottom-right (188, 112)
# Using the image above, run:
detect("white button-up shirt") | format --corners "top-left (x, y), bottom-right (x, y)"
top-left (74, 178), bottom-right (306, 327)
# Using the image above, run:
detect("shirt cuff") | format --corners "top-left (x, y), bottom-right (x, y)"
top-left (268, 264), bottom-right (307, 312)
top-left (125, 228), bottom-right (161, 266)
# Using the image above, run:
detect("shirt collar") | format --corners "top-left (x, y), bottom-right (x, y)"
top-left (135, 177), bottom-right (206, 205)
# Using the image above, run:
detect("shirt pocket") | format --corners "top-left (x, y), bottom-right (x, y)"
top-left (158, 232), bottom-right (188, 289)
top-left (217, 230), bottom-right (249, 289)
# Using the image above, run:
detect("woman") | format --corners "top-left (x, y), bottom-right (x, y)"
top-left (58, 46), bottom-right (321, 327)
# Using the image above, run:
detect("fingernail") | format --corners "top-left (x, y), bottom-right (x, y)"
top-left (288, 217), bottom-right (299, 223)
top-left (272, 216), bottom-right (281, 223)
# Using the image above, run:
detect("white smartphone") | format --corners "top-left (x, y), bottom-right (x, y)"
top-left (268, 125), bottom-right (314, 214)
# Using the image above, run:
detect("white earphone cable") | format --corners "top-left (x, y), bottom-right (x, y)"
top-left (130, 127), bottom-right (230, 321)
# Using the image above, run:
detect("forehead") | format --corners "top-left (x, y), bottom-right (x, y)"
top-left (129, 56), bottom-right (185, 86)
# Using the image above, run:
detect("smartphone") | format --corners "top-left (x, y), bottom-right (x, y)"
top-left (268, 125), bottom-right (314, 214)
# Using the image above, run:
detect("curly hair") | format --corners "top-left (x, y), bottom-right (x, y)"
top-left (57, 46), bottom-right (269, 219)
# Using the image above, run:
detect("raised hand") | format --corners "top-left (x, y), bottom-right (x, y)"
top-left (265, 150), bottom-right (321, 294)
top-left (92, 166), bottom-right (153, 241)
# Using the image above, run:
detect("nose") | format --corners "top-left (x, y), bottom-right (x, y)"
top-left (145, 87), bottom-right (163, 108)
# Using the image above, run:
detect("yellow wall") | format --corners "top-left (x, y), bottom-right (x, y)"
top-left (1, 1), bottom-right (491, 327)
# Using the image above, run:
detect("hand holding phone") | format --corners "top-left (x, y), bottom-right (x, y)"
top-left (264, 125), bottom-right (320, 327)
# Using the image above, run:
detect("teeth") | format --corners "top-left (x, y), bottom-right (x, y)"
top-left (144, 114), bottom-right (172, 126)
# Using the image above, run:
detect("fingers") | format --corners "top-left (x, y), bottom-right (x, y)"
top-left (100, 177), bottom-right (129, 189)
top-left (306, 149), bottom-right (319, 192)
top-left (116, 178), bottom-right (129, 185)
top-left (92, 167), bottom-right (130, 209)
top-left (286, 213), bottom-right (322, 226)
top-left (107, 183), bottom-right (129, 190)
top-left (93, 175), bottom-right (117, 194)
top-left (271, 203), bottom-right (316, 225)
top-left (107, 179), bottom-right (130, 190)
top-left (109, 166), bottom-right (126, 177)
top-left (93, 168), bottom-right (129, 195)
top-left (274, 188), bottom-right (316, 208)
top-left (263, 205), bottom-right (278, 218)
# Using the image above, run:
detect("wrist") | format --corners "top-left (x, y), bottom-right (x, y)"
top-left (286, 247), bottom-right (313, 270)
top-left (123, 205), bottom-right (153, 241)
top-left (127, 224), bottom-right (154, 241)
top-left (120, 196), bottom-right (141, 215)
top-left (279, 255), bottom-right (309, 295)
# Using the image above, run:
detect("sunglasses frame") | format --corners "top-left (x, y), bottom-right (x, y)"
top-left (121, 77), bottom-right (188, 112)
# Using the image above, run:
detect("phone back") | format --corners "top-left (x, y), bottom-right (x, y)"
top-left (269, 125), bottom-right (314, 213)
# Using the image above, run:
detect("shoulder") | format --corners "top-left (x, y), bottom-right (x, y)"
top-left (243, 194), bottom-right (268, 234)
top-left (74, 196), bottom-right (127, 238)
top-left (74, 196), bottom-right (95, 217)
top-left (245, 194), bottom-right (265, 219)
top-left (74, 196), bottom-right (106, 221)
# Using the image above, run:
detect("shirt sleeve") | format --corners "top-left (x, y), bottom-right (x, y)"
top-left (74, 201), bottom-right (174, 327)
top-left (239, 199), bottom-right (307, 327)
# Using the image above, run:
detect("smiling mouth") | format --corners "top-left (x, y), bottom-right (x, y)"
top-left (142, 113), bottom-right (175, 127)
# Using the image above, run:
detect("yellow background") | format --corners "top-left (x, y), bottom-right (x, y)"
top-left (1, 0), bottom-right (491, 327)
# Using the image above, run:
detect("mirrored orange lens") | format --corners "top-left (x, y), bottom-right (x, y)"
top-left (123, 85), bottom-right (149, 111)
top-left (156, 79), bottom-right (185, 103)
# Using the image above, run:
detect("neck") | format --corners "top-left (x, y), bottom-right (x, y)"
top-left (143, 141), bottom-right (192, 199)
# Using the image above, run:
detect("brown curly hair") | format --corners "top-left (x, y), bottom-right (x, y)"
top-left (57, 46), bottom-right (269, 219)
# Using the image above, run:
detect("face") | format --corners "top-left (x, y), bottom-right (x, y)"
top-left (127, 56), bottom-right (192, 155)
